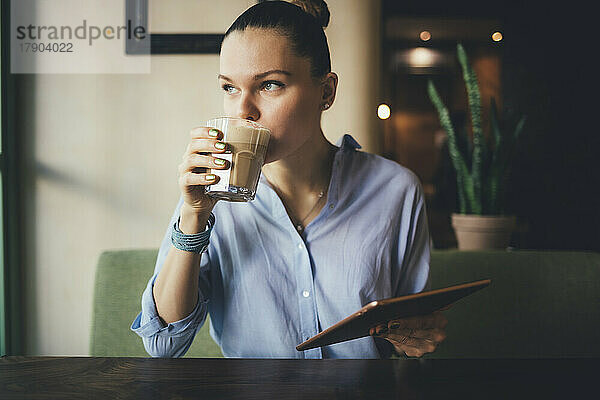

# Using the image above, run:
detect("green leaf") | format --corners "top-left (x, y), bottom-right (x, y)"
top-left (514, 115), bottom-right (526, 141)
top-left (428, 79), bottom-right (470, 213)
top-left (428, 44), bottom-right (524, 216)
top-left (490, 97), bottom-right (501, 147)
top-left (457, 43), bottom-right (483, 214)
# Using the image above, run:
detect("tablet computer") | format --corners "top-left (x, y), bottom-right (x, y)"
top-left (296, 279), bottom-right (491, 351)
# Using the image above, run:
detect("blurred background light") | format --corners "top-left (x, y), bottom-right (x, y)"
top-left (492, 31), bottom-right (503, 42)
top-left (419, 30), bottom-right (431, 41)
top-left (393, 47), bottom-right (447, 72)
top-left (377, 104), bottom-right (391, 120)
top-left (408, 47), bottom-right (436, 67)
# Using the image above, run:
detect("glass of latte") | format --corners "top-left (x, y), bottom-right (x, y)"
top-left (204, 117), bottom-right (271, 202)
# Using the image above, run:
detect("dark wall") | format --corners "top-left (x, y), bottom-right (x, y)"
top-left (501, 3), bottom-right (599, 251)
top-left (384, 0), bottom-right (599, 251)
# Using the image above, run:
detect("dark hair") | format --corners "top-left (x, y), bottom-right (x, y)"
top-left (223, 1), bottom-right (331, 79)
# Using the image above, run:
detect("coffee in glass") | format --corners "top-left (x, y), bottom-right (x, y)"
top-left (205, 117), bottom-right (271, 202)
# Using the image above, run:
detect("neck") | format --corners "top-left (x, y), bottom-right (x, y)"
top-left (262, 131), bottom-right (337, 199)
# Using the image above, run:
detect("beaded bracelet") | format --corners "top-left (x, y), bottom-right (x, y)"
top-left (171, 212), bottom-right (216, 254)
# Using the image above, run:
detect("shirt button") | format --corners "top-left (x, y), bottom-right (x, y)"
top-left (329, 204), bottom-right (334, 209)
top-left (302, 290), bottom-right (310, 298)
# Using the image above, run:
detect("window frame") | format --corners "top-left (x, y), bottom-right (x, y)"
top-left (1, 0), bottom-right (22, 356)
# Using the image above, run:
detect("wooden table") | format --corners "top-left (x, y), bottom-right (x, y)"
top-left (1, 356), bottom-right (596, 399)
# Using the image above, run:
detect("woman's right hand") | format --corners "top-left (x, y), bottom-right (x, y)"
top-left (177, 127), bottom-right (230, 214)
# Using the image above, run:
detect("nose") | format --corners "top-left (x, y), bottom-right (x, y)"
top-left (237, 92), bottom-right (260, 122)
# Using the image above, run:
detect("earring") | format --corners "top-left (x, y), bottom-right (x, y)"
top-left (323, 103), bottom-right (330, 110)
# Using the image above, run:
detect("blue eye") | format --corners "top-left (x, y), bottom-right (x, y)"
top-left (221, 84), bottom-right (238, 94)
top-left (221, 81), bottom-right (283, 94)
top-left (262, 81), bottom-right (284, 91)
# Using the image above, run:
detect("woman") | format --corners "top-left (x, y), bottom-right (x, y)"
top-left (132, 0), bottom-right (447, 359)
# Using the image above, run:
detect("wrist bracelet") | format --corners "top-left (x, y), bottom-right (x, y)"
top-left (171, 212), bottom-right (215, 254)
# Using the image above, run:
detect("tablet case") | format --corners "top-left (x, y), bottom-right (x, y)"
top-left (296, 279), bottom-right (491, 351)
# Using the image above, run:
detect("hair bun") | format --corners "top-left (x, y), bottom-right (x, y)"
top-left (290, 0), bottom-right (330, 29)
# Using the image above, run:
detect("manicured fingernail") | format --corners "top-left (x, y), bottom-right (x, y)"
top-left (208, 129), bottom-right (219, 137)
top-left (205, 174), bottom-right (216, 181)
top-left (214, 158), bottom-right (225, 166)
top-left (214, 142), bottom-right (226, 150)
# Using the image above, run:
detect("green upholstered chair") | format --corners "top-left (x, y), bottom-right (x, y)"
top-left (425, 250), bottom-right (600, 359)
top-left (91, 248), bottom-right (600, 358)
top-left (90, 249), bottom-right (223, 357)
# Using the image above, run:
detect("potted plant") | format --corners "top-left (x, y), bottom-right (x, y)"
top-left (427, 43), bottom-right (526, 250)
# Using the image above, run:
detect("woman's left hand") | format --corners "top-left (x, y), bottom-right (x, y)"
top-left (369, 311), bottom-right (448, 358)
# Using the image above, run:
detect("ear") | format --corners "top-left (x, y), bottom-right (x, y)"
top-left (320, 72), bottom-right (338, 109)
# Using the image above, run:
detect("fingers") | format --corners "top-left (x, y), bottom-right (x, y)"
top-left (391, 335), bottom-right (436, 353)
top-left (178, 127), bottom-right (230, 188)
top-left (371, 326), bottom-right (446, 345)
top-left (381, 329), bottom-right (445, 358)
top-left (369, 324), bottom-right (388, 336)
top-left (391, 327), bottom-right (447, 343)
top-left (369, 312), bottom-right (449, 358)
top-left (369, 311), bottom-right (448, 337)
top-left (190, 126), bottom-right (222, 140)
top-left (186, 127), bottom-right (228, 155)
top-left (385, 337), bottom-right (434, 358)
top-left (386, 311), bottom-right (448, 331)
top-left (185, 138), bottom-right (228, 157)
top-left (179, 153), bottom-right (230, 174)
top-left (179, 170), bottom-right (221, 187)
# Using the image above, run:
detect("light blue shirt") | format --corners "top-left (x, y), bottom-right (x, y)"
top-left (131, 134), bottom-right (431, 359)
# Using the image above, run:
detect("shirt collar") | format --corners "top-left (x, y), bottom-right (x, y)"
top-left (335, 133), bottom-right (362, 151)
top-left (256, 134), bottom-right (361, 219)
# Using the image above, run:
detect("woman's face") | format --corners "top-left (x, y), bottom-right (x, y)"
top-left (219, 28), bottom-right (326, 164)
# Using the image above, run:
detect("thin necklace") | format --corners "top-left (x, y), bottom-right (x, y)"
top-left (266, 145), bottom-right (335, 233)
top-left (293, 189), bottom-right (327, 232)
top-left (269, 183), bottom-right (327, 233)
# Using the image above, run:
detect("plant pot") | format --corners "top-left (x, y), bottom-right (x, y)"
top-left (451, 214), bottom-right (516, 250)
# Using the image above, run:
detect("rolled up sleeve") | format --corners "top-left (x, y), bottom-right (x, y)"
top-left (131, 273), bottom-right (209, 357)
top-left (130, 195), bottom-right (211, 357)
